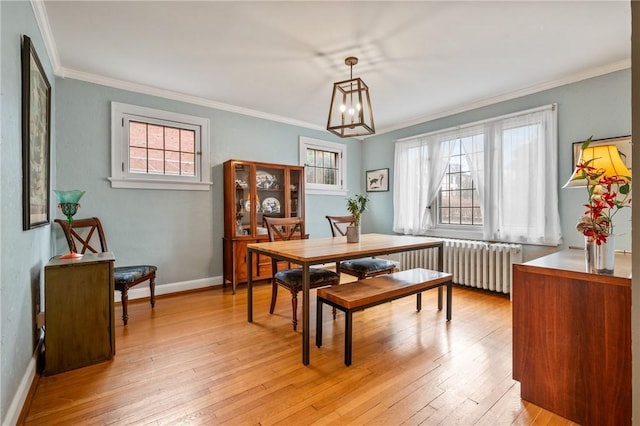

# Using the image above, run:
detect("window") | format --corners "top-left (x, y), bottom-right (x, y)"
top-left (110, 102), bottom-right (211, 190)
top-left (299, 136), bottom-right (347, 195)
top-left (393, 104), bottom-right (561, 245)
top-left (439, 138), bottom-right (482, 226)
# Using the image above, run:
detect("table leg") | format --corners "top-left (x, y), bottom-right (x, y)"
top-left (247, 249), bottom-right (253, 323)
top-left (302, 263), bottom-right (310, 365)
top-left (437, 286), bottom-right (443, 310)
top-left (416, 292), bottom-right (422, 311)
top-left (446, 281), bottom-right (452, 321)
top-left (316, 298), bottom-right (323, 348)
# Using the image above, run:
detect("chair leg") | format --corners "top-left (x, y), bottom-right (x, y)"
top-left (290, 289), bottom-right (298, 331)
top-left (121, 286), bottom-right (129, 326)
top-left (269, 281), bottom-right (278, 314)
top-left (149, 276), bottom-right (156, 308)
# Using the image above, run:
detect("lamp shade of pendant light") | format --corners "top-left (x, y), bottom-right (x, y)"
top-left (327, 57), bottom-right (375, 138)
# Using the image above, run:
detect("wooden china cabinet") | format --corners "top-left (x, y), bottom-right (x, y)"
top-left (223, 159), bottom-right (305, 293)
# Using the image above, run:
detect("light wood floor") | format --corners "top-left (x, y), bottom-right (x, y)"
top-left (24, 282), bottom-right (576, 425)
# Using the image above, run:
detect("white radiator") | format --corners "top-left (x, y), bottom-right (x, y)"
top-left (400, 239), bottom-right (523, 294)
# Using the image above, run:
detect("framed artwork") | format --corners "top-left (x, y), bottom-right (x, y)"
top-left (366, 168), bottom-right (389, 192)
top-left (572, 135), bottom-right (632, 171)
top-left (22, 35), bottom-right (51, 230)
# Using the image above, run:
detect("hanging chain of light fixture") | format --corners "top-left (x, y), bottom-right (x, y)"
top-left (327, 56), bottom-right (375, 138)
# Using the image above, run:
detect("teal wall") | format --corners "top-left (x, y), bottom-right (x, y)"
top-left (1, 1), bottom-right (56, 423)
top-left (363, 69), bottom-right (632, 251)
top-left (0, 2), bottom-right (632, 422)
top-left (54, 78), bottom-right (362, 285)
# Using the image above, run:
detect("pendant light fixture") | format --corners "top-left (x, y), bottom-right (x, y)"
top-left (327, 56), bottom-right (375, 138)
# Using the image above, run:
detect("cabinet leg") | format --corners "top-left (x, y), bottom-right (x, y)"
top-left (121, 287), bottom-right (129, 326)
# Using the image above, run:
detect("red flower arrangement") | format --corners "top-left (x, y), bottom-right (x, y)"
top-left (572, 140), bottom-right (632, 245)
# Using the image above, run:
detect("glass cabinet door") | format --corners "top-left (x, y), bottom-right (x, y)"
top-left (289, 169), bottom-right (302, 217)
top-left (233, 163), bottom-right (251, 236)
top-left (256, 165), bottom-right (285, 235)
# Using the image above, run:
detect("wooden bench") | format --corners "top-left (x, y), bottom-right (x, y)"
top-left (316, 268), bottom-right (453, 366)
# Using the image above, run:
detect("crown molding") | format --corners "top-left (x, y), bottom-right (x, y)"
top-left (59, 67), bottom-right (326, 131)
top-left (31, 0), bottom-right (62, 74)
top-left (373, 58), bottom-right (631, 137)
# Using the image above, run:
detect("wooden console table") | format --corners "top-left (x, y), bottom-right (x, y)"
top-left (44, 252), bottom-right (115, 375)
top-left (512, 249), bottom-right (631, 425)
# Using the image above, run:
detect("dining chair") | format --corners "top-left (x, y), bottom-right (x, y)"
top-left (325, 215), bottom-right (397, 279)
top-left (264, 216), bottom-right (339, 331)
top-left (55, 217), bottom-right (157, 325)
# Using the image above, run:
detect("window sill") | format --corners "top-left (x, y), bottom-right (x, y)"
top-left (306, 188), bottom-right (348, 196)
top-left (108, 177), bottom-right (212, 191)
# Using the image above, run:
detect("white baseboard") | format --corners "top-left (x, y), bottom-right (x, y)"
top-left (4, 336), bottom-right (43, 426)
top-left (113, 275), bottom-right (224, 302)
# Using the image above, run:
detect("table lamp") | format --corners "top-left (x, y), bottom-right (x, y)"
top-left (54, 189), bottom-right (85, 259)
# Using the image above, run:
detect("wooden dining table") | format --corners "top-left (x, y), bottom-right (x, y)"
top-left (246, 233), bottom-right (444, 365)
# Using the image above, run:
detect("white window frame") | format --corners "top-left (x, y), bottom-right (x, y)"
top-left (299, 136), bottom-right (347, 195)
top-left (109, 102), bottom-right (211, 190)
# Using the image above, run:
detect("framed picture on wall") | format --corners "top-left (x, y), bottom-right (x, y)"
top-left (22, 35), bottom-right (51, 230)
top-left (366, 168), bottom-right (389, 192)
top-left (572, 135), bottom-right (632, 171)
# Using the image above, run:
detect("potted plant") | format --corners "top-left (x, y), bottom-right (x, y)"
top-left (345, 194), bottom-right (369, 243)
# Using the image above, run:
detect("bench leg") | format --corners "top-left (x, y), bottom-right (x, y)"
top-left (446, 281), bottom-right (452, 321)
top-left (416, 292), bottom-right (422, 311)
top-left (316, 299), bottom-right (323, 348)
top-left (345, 311), bottom-right (353, 366)
top-left (437, 286), bottom-right (443, 310)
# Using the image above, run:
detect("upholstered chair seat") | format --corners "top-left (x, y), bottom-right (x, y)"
top-left (340, 258), bottom-right (397, 279)
top-left (326, 215), bottom-right (397, 279)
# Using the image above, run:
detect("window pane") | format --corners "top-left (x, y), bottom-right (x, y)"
top-left (461, 208), bottom-right (473, 225)
top-left (148, 149), bottom-right (164, 174)
top-left (324, 168), bottom-right (335, 185)
top-left (148, 125), bottom-right (164, 150)
top-left (129, 147), bottom-right (147, 173)
top-left (181, 153), bottom-right (195, 176)
top-left (440, 208), bottom-right (450, 224)
top-left (129, 122), bottom-right (147, 148)
top-left (181, 129), bottom-right (195, 153)
top-left (306, 167), bottom-right (315, 184)
top-left (165, 127), bottom-right (180, 151)
top-left (165, 151), bottom-right (180, 175)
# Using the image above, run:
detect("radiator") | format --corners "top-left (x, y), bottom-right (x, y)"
top-left (399, 239), bottom-right (523, 294)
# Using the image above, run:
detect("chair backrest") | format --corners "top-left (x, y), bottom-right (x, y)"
top-left (326, 215), bottom-right (356, 237)
top-left (263, 216), bottom-right (306, 242)
top-left (55, 217), bottom-right (109, 254)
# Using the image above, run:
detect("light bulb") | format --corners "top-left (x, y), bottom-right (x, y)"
top-left (356, 103), bottom-right (361, 111)
top-left (340, 104), bottom-right (346, 113)
top-left (348, 107), bottom-right (355, 116)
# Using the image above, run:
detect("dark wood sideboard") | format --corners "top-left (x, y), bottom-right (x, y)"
top-left (512, 249), bottom-right (631, 425)
top-left (44, 252), bottom-right (115, 375)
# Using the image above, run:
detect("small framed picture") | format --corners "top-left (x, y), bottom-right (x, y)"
top-left (572, 135), bottom-right (632, 170)
top-left (366, 168), bottom-right (389, 192)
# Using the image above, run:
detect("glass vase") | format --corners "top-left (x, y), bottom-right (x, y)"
top-left (594, 234), bottom-right (615, 274)
top-left (584, 237), bottom-right (595, 273)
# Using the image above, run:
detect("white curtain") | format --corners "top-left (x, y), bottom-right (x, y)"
top-left (393, 135), bottom-right (454, 234)
top-left (393, 104), bottom-right (562, 245)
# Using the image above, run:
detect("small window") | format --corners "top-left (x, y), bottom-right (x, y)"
top-left (110, 102), bottom-right (211, 190)
top-left (299, 137), bottom-right (347, 195)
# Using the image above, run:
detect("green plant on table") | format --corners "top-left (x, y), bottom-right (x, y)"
top-left (346, 194), bottom-right (369, 227)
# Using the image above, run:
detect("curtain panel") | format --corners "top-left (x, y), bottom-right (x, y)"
top-left (393, 104), bottom-right (562, 246)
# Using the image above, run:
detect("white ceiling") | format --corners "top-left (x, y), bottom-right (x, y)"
top-left (40, 1), bottom-right (631, 135)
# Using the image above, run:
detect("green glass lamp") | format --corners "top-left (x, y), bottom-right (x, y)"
top-left (54, 189), bottom-right (85, 259)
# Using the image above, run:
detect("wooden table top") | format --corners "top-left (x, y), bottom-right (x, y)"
top-left (247, 233), bottom-right (443, 263)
